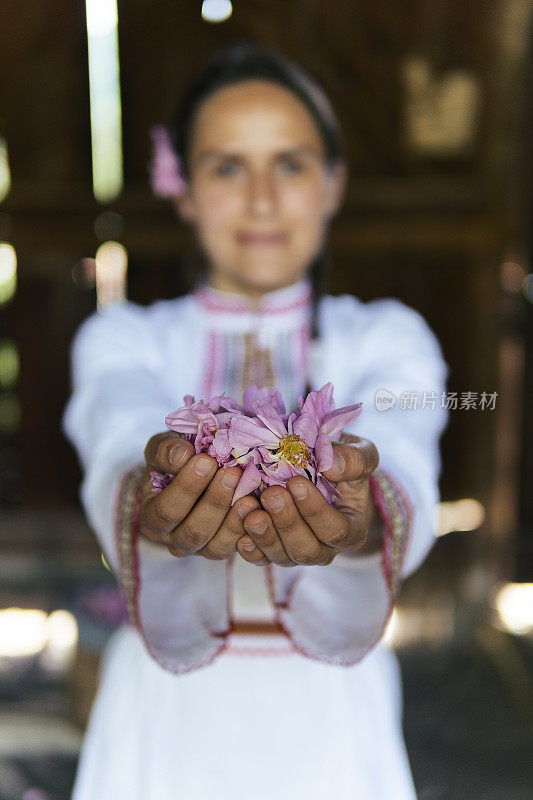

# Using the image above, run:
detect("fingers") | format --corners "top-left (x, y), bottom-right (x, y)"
top-left (253, 486), bottom-right (341, 565)
top-left (193, 495), bottom-right (262, 561)
top-left (166, 464), bottom-right (250, 556)
top-left (239, 507), bottom-right (294, 567)
top-left (139, 453), bottom-right (218, 544)
top-left (236, 535), bottom-right (271, 566)
top-left (140, 431), bottom-right (374, 561)
top-left (321, 434), bottom-right (379, 483)
top-left (144, 431), bottom-right (195, 474)
top-left (286, 476), bottom-right (368, 552)
top-left (140, 452), bottom-right (265, 559)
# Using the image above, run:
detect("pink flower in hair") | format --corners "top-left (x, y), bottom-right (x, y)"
top-left (148, 124), bottom-right (188, 199)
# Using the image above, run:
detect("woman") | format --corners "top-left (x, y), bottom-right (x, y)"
top-left (62, 43), bottom-right (449, 799)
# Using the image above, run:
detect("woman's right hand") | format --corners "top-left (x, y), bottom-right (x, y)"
top-left (139, 432), bottom-right (262, 560)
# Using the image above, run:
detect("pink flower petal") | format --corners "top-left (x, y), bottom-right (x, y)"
top-left (162, 383), bottom-right (361, 510)
top-left (242, 386), bottom-right (264, 415)
top-left (316, 475), bottom-right (342, 504)
top-left (208, 394), bottom-right (244, 414)
top-left (165, 407), bottom-right (200, 435)
top-left (227, 446), bottom-right (263, 467)
top-left (319, 403), bottom-right (363, 439)
top-left (257, 445), bottom-right (277, 463)
top-left (261, 388), bottom-right (286, 415)
top-left (190, 402), bottom-right (218, 426)
top-left (292, 413), bottom-right (319, 448)
top-left (228, 415), bottom-right (279, 448)
top-left (259, 473), bottom-right (286, 488)
top-left (231, 461), bottom-right (263, 505)
top-left (300, 382), bottom-right (335, 423)
top-left (213, 411), bottom-right (235, 427)
top-left (243, 386), bottom-right (286, 415)
top-left (315, 382), bottom-right (335, 420)
top-left (261, 460), bottom-right (301, 482)
top-left (253, 401), bottom-right (287, 439)
top-left (149, 470), bottom-right (174, 493)
top-left (315, 433), bottom-right (334, 471)
top-left (212, 428), bottom-right (232, 459)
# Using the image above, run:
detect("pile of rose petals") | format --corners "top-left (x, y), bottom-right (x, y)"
top-left (149, 383), bottom-right (362, 506)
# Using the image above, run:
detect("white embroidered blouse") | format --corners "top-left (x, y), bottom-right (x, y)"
top-left (62, 276), bottom-right (449, 673)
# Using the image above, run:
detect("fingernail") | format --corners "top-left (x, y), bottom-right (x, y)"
top-left (330, 452), bottom-right (345, 478)
top-left (263, 494), bottom-right (285, 512)
top-left (169, 444), bottom-right (188, 468)
top-left (221, 471), bottom-right (240, 490)
top-left (289, 482), bottom-right (308, 500)
top-left (194, 457), bottom-right (215, 476)
top-left (241, 539), bottom-right (256, 552)
top-left (237, 502), bottom-right (255, 520)
top-left (247, 519), bottom-right (268, 535)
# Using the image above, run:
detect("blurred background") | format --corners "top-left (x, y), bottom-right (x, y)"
top-left (0, 1), bottom-right (532, 798)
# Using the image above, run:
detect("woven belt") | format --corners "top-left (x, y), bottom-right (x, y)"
top-left (230, 620), bottom-right (283, 636)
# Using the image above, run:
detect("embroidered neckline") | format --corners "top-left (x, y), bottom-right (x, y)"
top-left (193, 276), bottom-right (312, 317)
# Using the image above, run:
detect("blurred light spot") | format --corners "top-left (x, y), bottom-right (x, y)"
top-left (523, 274), bottom-right (533, 302)
top-left (0, 608), bottom-right (79, 675)
top-left (0, 339), bottom-right (19, 389)
top-left (383, 602), bottom-right (454, 648)
top-left (501, 260), bottom-right (526, 294)
top-left (95, 240), bottom-right (127, 309)
top-left (437, 498), bottom-right (485, 536)
top-left (101, 551), bottom-right (112, 572)
top-left (0, 242), bottom-right (17, 304)
top-left (85, 0), bottom-right (123, 202)
top-left (0, 609), bottom-right (48, 658)
top-left (41, 610), bottom-right (79, 672)
top-left (201, 0), bottom-right (233, 22)
top-left (494, 583), bottom-right (533, 635)
top-left (0, 136), bottom-right (11, 202)
top-left (0, 393), bottom-right (21, 433)
top-left (383, 608), bottom-right (401, 647)
top-left (71, 257), bottom-right (97, 290)
top-left (85, 0), bottom-right (117, 35)
top-left (94, 210), bottom-right (124, 241)
top-left (47, 610), bottom-right (78, 649)
top-left (402, 57), bottom-right (480, 156)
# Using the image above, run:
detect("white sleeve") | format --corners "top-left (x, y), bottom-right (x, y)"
top-left (266, 298), bottom-right (450, 665)
top-left (61, 302), bottom-right (232, 674)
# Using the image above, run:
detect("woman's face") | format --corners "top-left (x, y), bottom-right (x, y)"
top-left (175, 79), bottom-right (346, 300)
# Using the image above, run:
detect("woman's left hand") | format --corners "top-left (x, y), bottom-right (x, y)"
top-left (237, 433), bottom-right (382, 567)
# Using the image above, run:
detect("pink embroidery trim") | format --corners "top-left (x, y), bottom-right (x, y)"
top-left (193, 281), bottom-right (312, 317)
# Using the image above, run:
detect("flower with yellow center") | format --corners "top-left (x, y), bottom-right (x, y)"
top-left (276, 433), bottom-right (310, 468)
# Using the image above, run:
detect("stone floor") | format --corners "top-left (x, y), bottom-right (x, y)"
top-left (0, 626), bottom-right (531, 800)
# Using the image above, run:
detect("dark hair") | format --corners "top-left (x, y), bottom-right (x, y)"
top-left (168, 43), bottom-right (345, 396)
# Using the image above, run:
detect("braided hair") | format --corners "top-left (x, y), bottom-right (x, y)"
top-left (167, 42), bottom-right (345, 397)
